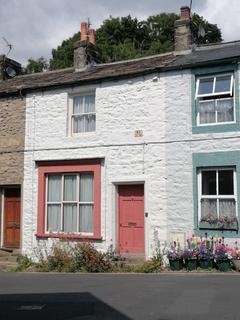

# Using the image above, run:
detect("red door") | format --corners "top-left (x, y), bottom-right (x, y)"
top-left (118, 184), bottom-right (144, 254)
top-left (4, 188), bottom-right (21, 248)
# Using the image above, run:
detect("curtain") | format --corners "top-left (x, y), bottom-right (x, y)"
top-left (201, 199), bottom-right (217, 218)
top-left (64, 175), bottom-right (76, 201)
top-left (219, 199), bottom-right (236, 217)
top-left (198, 100), bottom-right (215, 124)
top-left (85, 95), bottom-right (95, 113)
top-left (79, 174), bottom-right (94, 232)
top-left (63, 204), bottom-right (78, 232)
top-left (48, 175), bottom-right (61, 202)
top-left (80, 174), bottom-right (93, 201)
top-left (79, 205), bottom-right (93, 233)
top-left (47, 204), bottom-right (61, 232)
top-left (73, 96), bottom-right (84, 114)
top-left (217, 98), bottom-right (234, 123)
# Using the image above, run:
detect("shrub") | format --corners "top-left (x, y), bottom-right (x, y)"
top-left (40, 244), bottom-right (76, 272)
top-left (73, 242), bottom-right (113, 272)
top-left (16, 254), bottom-right (34, 271)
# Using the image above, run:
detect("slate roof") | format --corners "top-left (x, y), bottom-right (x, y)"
top-left (1, 40), bottom-right (240, 96)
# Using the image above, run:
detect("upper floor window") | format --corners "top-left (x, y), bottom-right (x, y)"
top-left (71, 94), bottom-right (96, 134)
top-left (195, 74), bottom-right (234, 125)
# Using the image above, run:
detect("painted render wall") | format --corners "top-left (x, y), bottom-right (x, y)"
top-left (22, 67), bottom-right (240, 258)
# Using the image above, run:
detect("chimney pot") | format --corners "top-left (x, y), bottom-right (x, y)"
top-left (89, 29), bottom-right (95, 44)
top-left (180, 6), bottom-right (190, 20)
top-left (81, 22), bottom-right (87, 41)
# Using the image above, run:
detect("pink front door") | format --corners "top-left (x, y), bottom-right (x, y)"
top-left (118, 184), bottom-right (144, 254)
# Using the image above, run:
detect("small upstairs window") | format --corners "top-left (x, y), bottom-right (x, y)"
top-left (195, 74), bottom-right (234, 125)
top-left (71, 94), bottom-right (96, 134)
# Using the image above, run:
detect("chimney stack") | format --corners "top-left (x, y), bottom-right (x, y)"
top-left (174, 6), bottom-right (192, 52)
top-left (74, 21), bottom-right (101, 70)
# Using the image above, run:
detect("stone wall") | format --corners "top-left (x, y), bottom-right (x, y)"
top-left (0, 96), bottom-right (25, 185)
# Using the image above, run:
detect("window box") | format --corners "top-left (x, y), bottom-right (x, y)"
top-left (199, 219), bottom-right (238, 231)
top-left (37, 160), bottom-right (101, 239)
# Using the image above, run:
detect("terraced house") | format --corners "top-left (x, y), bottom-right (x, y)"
top-left (0, 6), bottom-right (240, 259)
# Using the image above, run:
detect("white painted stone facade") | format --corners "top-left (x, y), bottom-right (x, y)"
top-left (22, 67), bottom-right (240, 258)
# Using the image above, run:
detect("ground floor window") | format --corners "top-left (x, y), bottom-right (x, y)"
top-left (37, 160), bottom-right (101, 239)
top-left (47, 173), bottom-right (94, 233)
top-left (198, 167), bottom-right (238, 229)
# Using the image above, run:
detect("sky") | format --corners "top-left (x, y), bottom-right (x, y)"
top-left (0, 0), bottom-right (239, 66)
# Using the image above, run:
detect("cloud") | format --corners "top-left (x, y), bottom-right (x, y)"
top-left (199, 0), bottom-right (240, 42)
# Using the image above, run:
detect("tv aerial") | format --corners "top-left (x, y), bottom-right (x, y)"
top-left (2, 37), bottom-right (13, 56)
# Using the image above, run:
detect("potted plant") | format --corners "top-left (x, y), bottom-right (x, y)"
top-left (183, 248), bottom-right (198, 271)
top-left (167, 243), bottom-right (183, 271)
top-left (214, 244), bottom-right (231, 272)
top-left (197, 243), bottom-right (214, 269)
top-left (231, 243), bottom-right (240, 271)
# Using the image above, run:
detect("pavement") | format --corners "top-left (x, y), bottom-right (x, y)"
top-left (0, 272), bottom-right (240, 319)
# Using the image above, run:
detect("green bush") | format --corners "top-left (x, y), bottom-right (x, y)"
top-left (73, 242), bottom-right (113, 272)
top-left (16, 254), bottom-right (34, 271)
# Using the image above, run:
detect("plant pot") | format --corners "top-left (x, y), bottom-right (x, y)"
top-left (232, 259), bottom-right (240, 271)
top-left (215, 259), bottom-right (231, 272)
top-left (185, 258), bottom-right (197, 271)
top-left (169, 258), bottom-right (183, 271)
top-left (198, 258), bottom-right (213, 269)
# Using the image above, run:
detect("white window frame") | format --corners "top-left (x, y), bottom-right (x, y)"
top-left (195, 73), bottom-right (235, 126)
top-left (197, 167), bottom-right (237, 221)
top-left (45, 173), bottom-right (94, 235)
top-left (69, 92), bottom-right (96, 135)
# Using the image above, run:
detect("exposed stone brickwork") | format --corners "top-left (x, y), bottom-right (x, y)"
top-left (0, 96), bottom-right (25, 185)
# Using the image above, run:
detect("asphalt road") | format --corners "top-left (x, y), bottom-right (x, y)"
top-left (0, 272), bottom-right (240, 319)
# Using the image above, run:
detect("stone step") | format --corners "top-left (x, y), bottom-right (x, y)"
top-left (121, 253), bottom-right (145, 265)
top-left (0, 255), bottom-right (18, 263)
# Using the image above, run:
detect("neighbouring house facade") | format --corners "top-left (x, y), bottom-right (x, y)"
top-left (1, 7), bottom-right (240, 258)
top-left (0, 56), bottom-right (24, 250)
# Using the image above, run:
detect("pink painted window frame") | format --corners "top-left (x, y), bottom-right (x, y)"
top-left (37, 160), bottom-right (101, 240)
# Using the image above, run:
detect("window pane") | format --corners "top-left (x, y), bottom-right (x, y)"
top-left (73, 115), bottom-right (85, 133)
top-left (219, 170), bottom-right (234, 195)
top-left (63, 204), bottom-right (77, 232)
top-left (215, 75), bottom-right (232, 93)
top-left (198, 100), bottom-right (215, 124)
top-left (219, 199), bottom-right (236, 217)
top-left (202, 171), bottom-right (216, 195)
top-left (85, 95), bottom-right (95, 113)
top-left (80, 174), bottom-right (93, 202)
top-left (201, 199), bottom-right (217, 218)
top-left (48, 175), bottom-right (61, 202)
top-left (85, 114), bottom-right (96, 132)
top-left (47, 204), bottom-right (61, 232)
top-left (216, 98), bottom-right (234, 123)
top-left (73, 96), bottom-right (84, 114)
top-left (64, 175), bottom-right (76, 201)
top-left (198, 78), bottom-right (214, 95)
top-left (79, 205), bottom-right (93, 233)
